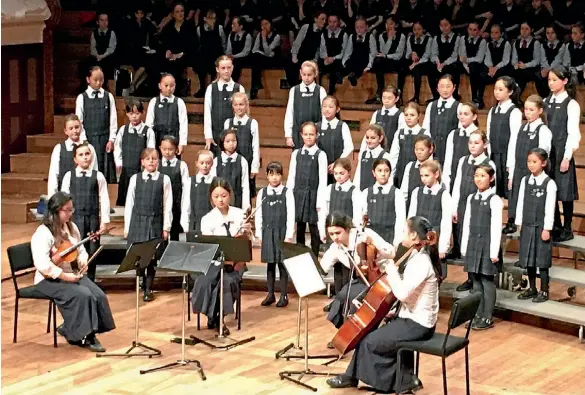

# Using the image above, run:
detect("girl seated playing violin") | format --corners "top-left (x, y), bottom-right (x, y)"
top-left (327, 216), bottom-right (441, 394)
top-left (320, 212), bottom-right (395, 333)
top-left (30, 192), bottom-right (115, 352)
top-left (191, 177), bottom-right (252, 335)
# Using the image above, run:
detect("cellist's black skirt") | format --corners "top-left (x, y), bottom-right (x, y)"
top-left (345, 317), bottom-right (435, 393)
top-left (327, 279), bottom-right (367, 328)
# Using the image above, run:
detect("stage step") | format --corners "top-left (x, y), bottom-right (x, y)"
top-left (1, 196), bottom-right (38, 224)
top-left (1, 173), bottom-right (47, 196)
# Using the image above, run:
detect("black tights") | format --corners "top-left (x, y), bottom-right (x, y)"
top-left (296, 222), bottom-right (321, 257)
top-left (266, 262), bottom-right (289, 296)
top-left (471, 273), bottom-right (496, 319)
top-left (554, 201), bottom-right (574, 230)
top-left (527, 267), bottom-right (549, 292)
top-left (141, 260), bottom-right (157, 292)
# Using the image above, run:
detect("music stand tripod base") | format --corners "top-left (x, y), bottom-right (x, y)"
top-left (140, 359), bottom-right (206, 380)
top-left (189, 334), bottom-right (256, 351)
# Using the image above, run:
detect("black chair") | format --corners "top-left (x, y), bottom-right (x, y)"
top-left (7, 242), bottom-right (58, 347)
top-left (395, 293), bottom-right (481, 395)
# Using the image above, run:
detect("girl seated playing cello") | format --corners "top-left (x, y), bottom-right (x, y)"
top-left (327, 216), bottom-right (441, 394)
top-left (320, 212), bottom-right (395, 335)
top-left (191, 177), bottom-right (252, 335)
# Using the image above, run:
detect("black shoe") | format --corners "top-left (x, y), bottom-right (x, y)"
top-left (327, 341), bottom-right (335, 349)
top-left (518, 288), bottom-right (538, 300)
top-left (207, 318), bottom-right (218, 330)
top-left (143, 290), bottom-right (154, 302)
top-left (401, 377), bottom-right (424, 394)
top-left (555, 228), bottom-right (574, 242)
top-left (194, 89), bottom-right (205, 98)
top-left (110, 208), bottom-right (115, 214)
top-left (261, 294), bottom-right (276, 306)
top-left (218, 325), bottom-right (230, 336)
top-left (323, 302), bottom-right (332, 312)
top-left (466, 315), bottom-right (481, 329)
top-left (89, 336), bottom-right (106, 353)
top-left (502, 222), bottom-right (517, 234)
top-left (56, 324), bottom-right (66, 337)
top-left (532, 291), bottom-right (549, 303)
top-left (365, 96), bottom-right (381, 104)
top-left (446, 251), bottom-right (462, 260)
top-left (477, 100), bottom-right (485, 110)
top-left (250, 89), bottom-right (258, 100)
top-left (456, 279), bottom-right (473, 292)
top-left (472, 317), bottom-right (494, 330)
top-left (326, 375), bottom-right (358, 389)
top-left (348, 73), bottom-right (358, 86)
top-left (276, 294), bottom-right (289, 307)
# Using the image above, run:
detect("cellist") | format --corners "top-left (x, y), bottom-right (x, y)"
top-left (326, 216), bottom-right (441, 394)
top-left (320, 212), bottom-right (395, 335)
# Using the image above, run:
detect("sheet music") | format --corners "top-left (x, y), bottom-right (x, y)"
top-left (283, 253), bottom-right (326, 297)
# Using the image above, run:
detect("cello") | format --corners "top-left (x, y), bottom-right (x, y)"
top-left (331, 230), bottom-right (438, 355)
top-left (357, 215), bottom-right (382, 283)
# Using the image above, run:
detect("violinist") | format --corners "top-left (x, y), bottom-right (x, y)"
top-left (327, 216), bottom-right (441, 394)
top-left (191, 178), bottom-right (252, 335)
top-left (30, 192), bottom-right (115, 352)
top-left (320, 213), bottom-right (394, 332)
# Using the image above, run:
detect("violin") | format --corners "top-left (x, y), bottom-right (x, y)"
top-left (331, 230), bottom-right (438, 355)
top-left (356, 215), bottom-right (382, 283)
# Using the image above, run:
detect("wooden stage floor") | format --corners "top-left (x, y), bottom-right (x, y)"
top-left (2, 279), bottom-right (585, 395)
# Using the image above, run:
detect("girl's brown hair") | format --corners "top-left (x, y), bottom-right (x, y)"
top-left (420, 159), bottom-right (442, 181)
top-left (414, 135), bottom-right (434, 151)
top-left (524, 94), bottom-right (547, 124)
top-left (73, 141), bottom-right (91, 157)
top-left (366, 123), bottom-right (387, 150)
top-left (460, 102), bottom-right (480, 126)
top-left (333, 157), bottom-right (352, 172)
top-left (475, 164), bottom-right (496, 188)
top-left (197, 149), bottom-right (214, 161)
top-left (382, 85), bottom-right (401, 106)
top-left (403, 101), bottom-right (421, 115)
top-left (141, 147), bottom-right (159, 160)
top-left (42, 191), bottom-right (75, 246)
top-left (64, 113), bottom-right (81, 126)
top-left (231, 91), bottom-right (250, 115)
top-left (470, 129), bottom-right (489, 155)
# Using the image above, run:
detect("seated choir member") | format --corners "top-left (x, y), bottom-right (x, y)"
top-left (191, 177), bottom-right (252, 335)
top-left (319, 14), bottom-right (348, 94)
top-left (327, 216), bottom-right (441, 394)
top-left (226, 17), bottom-right (253, 84)
top-left (31, 192), bottom-right (115, 352)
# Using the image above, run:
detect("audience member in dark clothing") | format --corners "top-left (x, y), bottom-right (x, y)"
top-left (342, 17), bottom-right (376, 87)
top-left (397, 0), bottom-right (425, 34)
top-left (423, 0), bottom-right (452, 36)
top-left (319, 14), bottom-right (349, 94)
top-left (195, 9), bottom-right (227, 97)
top-left (80, 13), bottom-right (118, 87)
top-left (470, 0), bottom-right (494, 39)
top-left (251, 18), bottom-right (283, 98)
top-left (230, 0), bottom-right (258, 31)
top-left (449, 0), bottom-right (472, 36)
top-left (526, 0), bottom-right (553, 40)
top-left (286, 11), bottom-right (327, 85)
top-left (226, 17), bottom-right (253, 83)
top-left (553, 0), bottom-right (583, 39)
top-left (347, 0), bottom-right (384, 34)
top-left (495, 0), bottom-right (523, 39)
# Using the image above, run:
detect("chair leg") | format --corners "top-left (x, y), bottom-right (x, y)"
top-left (47, 300), bottom-right (52, 333)
top-left (465, 346), bottom-right (470, 395)
top-left (52, 302), bottom-right (57, 348)
top-left (396, 349), bottom-right (404, 394)
top-left (13, 297), bottom-right (19, 343)
top-left (415, 351), bottom-right (420, 376)
top-left (187, 294), bottom-right (191, 322)
top-left (237, 292), bottom-right (241, 331)
top-left (442, 356), bottom-right (448, 395)
top-left (197, 313), bottom-right (200, 331)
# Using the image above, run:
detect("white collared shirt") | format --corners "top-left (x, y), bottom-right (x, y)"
top-left (254, 183), bottom-right (296, 240)
top-left (422, 99), bottom-right (462, 132)
top-left (408, 182), bottom-right (452, 254)
top-left (180, 171), bottom-right (217, 232)
top-left (211, 152), bottom-right (251, 211)
top-left (223, 114), bottom-right (261, 173)
top-left (361, 182), bottom-right (406, 247)
top-left (388, 124), bottom-right (430, 183)
top-left (204, 80), bottom-right (246, 140)
top-left (548, 91), bottom-right (581, 160)
top-left (319, 116), bottom-right (354, 159)
top-left (451, 153), bottom-right (497, 215)
top-left (47, 139), bottom-right (99, 197)
top-left (145, 94), bottom-right (189, 146)
top-left (507, 119), bottom-right (552, 181)
top-left (461, 187), bottom-right (503, 260)
top-left (160, 154), bottom-right (191, 194)
top-left (486, 99), bottom-right (523, 160)
top-left (123, 170), bottom-right (173, 235)
top-left (201, 206), bottom-right (246, 238)
top-left (60, 167), bottom-right (111, 225)
top-left (400, 159), bottom-right (425, 200)
top-left (316, 181), bottom-right (363, 239)
top-left (354, 144), bottom-right (393, 190)
top-left (515, 172), bottom-right (557, 230)
top-left (284, 82), bottom-right (327, 138)
top-left (443, 124), bottom-right (479, 190)
top-left (113, 122), bottom-right (156, 167)
top-left (286, 144), bottom-right (328, 202)
top-left (75, 87), bottom-right (118, 142)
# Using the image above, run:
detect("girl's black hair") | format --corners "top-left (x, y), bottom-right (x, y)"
top-left (87, 65), bottom-right (103, 78)
top-left (407, 216), bottom-right (442, 282)
top-left (73, 141), bottom-right (91, 157)
top-left (159, 72), bottom-right (175, 82)
top-left (208, 177), bottom-right (233, 205)
top-left (325, 212), bottom-right (353, 231)
top-left (496, 75), bottom-right (522, 107)
top-left (125, 98), bottom-right (144, 113)
top-left (161, 135), bottom-right (178, 147)
top-left (266, 161), bottom-right (284, 175)
top-left (528, 147), bottom-right (548, 162)
top-left (42, 192), bottom-right (75, 245)
top-left (372, 158), bottom-right (391, 172)
top-left (548, 66), bottom-right (576, 99)
top-left (475, 164), bottom-right (496, 188)
top-left (218, 128), bottom-right (237, 152)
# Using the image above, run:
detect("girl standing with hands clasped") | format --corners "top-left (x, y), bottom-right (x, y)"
top-left (317, 95), bottom-right (354, 185)
top-left (389, 103), bottom-right (430, 187)
top-left (544, 66), bottom-right (581, 242)
top-left (212, 129), bottom-right (251, 211)
top-left (284, 61), bottom-right (327, 149)
top-left (287, 122), bottom-right (328, 257)
top-left (486, 76), bottom-right (523, 198)
top-left (31, 192), bottom-right (115, 352)
top-left (224, 92), bottom-right (260, 199)
top-left (461, 165), bottom-right (503, 329)
top-left (354, 124), bottom-right (393, 191)
top-left (503, 95), bottom-right (552, 234)
top-left (361, 158), bottom-right (406, 247)
top-left (515, 148), bottom-right (557, 303)
top-left (442, 102), bottom-right (479, 191)
top-left (124, 148), bottom-right (173, 302)
top-left (400, 135), bottom-right (434, 209)
top-left (192, 178), bottom-right (252, 334)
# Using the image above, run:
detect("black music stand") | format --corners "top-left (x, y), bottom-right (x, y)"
top-left (139, 241), bottom-right (218, 378)
top-left (277, 245), bottom-right (342, 392)
top-left (184, 233), bottom-right (256, 351)
top-left (98, 239), bottom-right (162, 359)
top-left (275, 242), bottom-right (337, 362)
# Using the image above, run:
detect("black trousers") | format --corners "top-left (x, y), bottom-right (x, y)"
top-left (266, 261), bottom-right (289, 296)
top-left (333, 262), bottom-right (351, 295)
top-left (535, 69), bottom-right (551, 98)
top-left (514, 67), bottom-right (539, 95)
top-left (231, 56), bottom-right (249, 83)
top-left (296, 221), bottom-right (321, 257)
top-left (470, 273), bottom-right (496, 319)
top-left (428, 62), bottom-right (461, 99)
top-left (285, 56), bottom-right (312, 86)
top-left (319, 58), bottom-right (344, 94)
top-left (79, 55), bottom-right (117, 86)
top-left (463, 62), bottom-right (486, 102)
top-left (343, 55), bottom-right (370, 80)
top-left (196, 59), bottom-right (218, 93)
top-left (371, 57), bottom-right (406, 97)
top-left (405, 62), bottom-right (434, 101)
top-left (160, 55), bottom-right (189, 96)
top-left (251, 53), bottom-right (281, 91)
